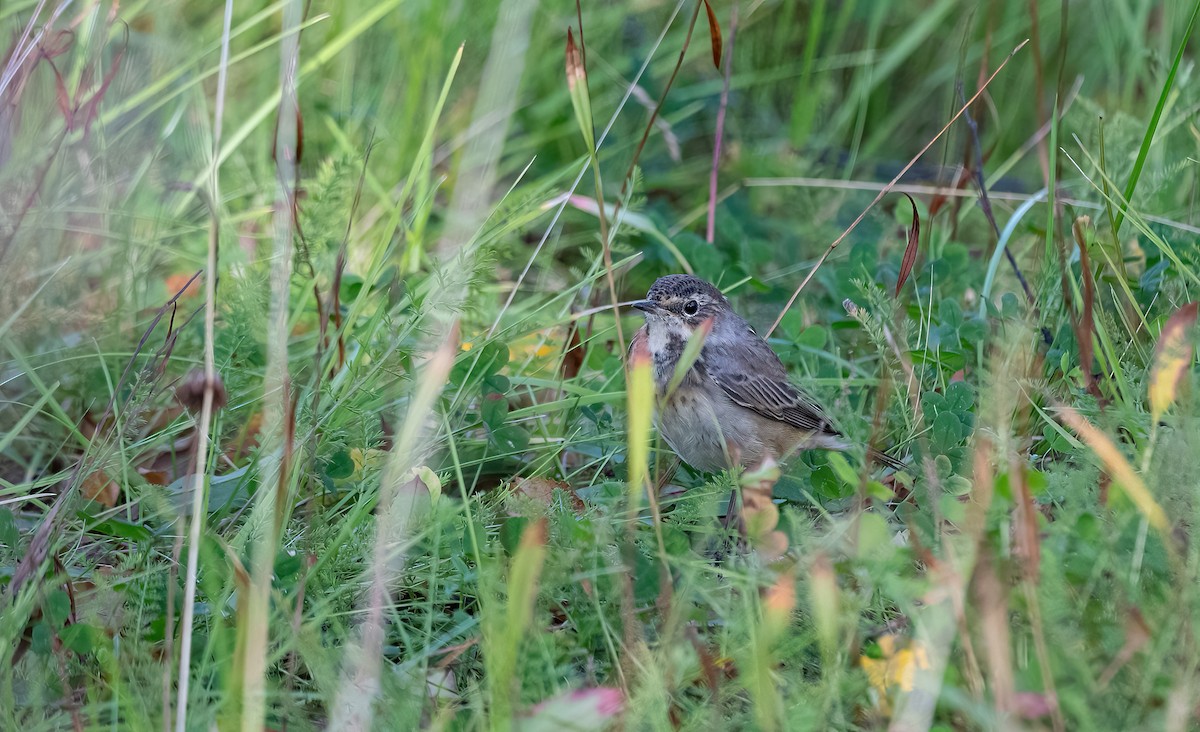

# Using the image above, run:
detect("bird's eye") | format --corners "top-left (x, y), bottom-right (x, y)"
top-left (683, 300), bottom-right (699, 316)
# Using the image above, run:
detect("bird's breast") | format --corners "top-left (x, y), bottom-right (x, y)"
top-left (647, 330), bottom-right (701, 392)
top-left (656, 375), bottom-right (767, 473)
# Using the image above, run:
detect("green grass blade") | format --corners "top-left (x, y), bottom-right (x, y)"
top-left (1112, 0), bottom-right (1200, 233)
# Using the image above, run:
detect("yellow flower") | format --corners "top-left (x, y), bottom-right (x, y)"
top-left (860, 634), bottom-right (931, 716)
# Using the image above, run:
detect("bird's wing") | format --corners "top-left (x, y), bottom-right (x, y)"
top-left (704, 333), bottom-right (841, 436)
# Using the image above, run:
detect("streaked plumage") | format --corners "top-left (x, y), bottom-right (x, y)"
top-left (631, 274), bottom-right (902, 473)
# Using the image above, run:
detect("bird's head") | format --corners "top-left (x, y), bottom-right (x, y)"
top-left (632, 274), bottom-right (728, 340)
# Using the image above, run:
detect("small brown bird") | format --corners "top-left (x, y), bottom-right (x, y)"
top-left (631, 274), bottom-right (903, 474)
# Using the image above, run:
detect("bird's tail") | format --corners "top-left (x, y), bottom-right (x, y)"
top-left (867, 447), bottom-right (908, 473)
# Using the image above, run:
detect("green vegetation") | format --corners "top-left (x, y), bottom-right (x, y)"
top-left (3, 0), bottom-right (1200, 729)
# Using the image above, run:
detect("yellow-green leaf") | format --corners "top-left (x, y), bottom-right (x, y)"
top-left (403, 465), bottom-right (442, 505)
top-left (1148, 301), bottom-right (1198, 420)
top-left (1056, 404), bottom-right (1168, 534)
top-left (626, 346), bottom-right (654, 515)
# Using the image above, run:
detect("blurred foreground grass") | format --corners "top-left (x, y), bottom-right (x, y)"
top-left (3, 0), bottom-right (1200, 729)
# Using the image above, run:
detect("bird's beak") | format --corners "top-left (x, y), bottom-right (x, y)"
top-left (631, 300), bottom-right (658, 313)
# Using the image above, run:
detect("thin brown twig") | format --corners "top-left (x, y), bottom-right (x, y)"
top-left (596, 0), bottom-right (704, 357)
top-left (615, 0), bottom-right (704, 218)
top-left (766, 38), bottom-right (1030, 338)
top-left (706, 3), bottom-right (736, 243)
top-left (958, 79), bottom-right (1035, 303)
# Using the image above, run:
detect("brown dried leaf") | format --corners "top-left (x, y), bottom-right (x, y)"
top-left (80, 411), bottom-right (110, 441)
top-left (740, 458), bottom-right (787, 559)
top-left (81, 471), bottom-right (119, 507)
top-left (895, 193), bottom-right (920, 296)
top-left (512, 476), bottom-right (585, 514)
top-left (175, 368), bottom-right (228, 413)
top-left (565, 28), bottom-right (584, 92)
top-left (137, 467), bottom-right (172, 486)
top-left (560, 324), bottom-right (584, 381)
top-left (702, 0), bottom-right (723, 70)
top-left (230, 411), bottom-right (264, 462)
